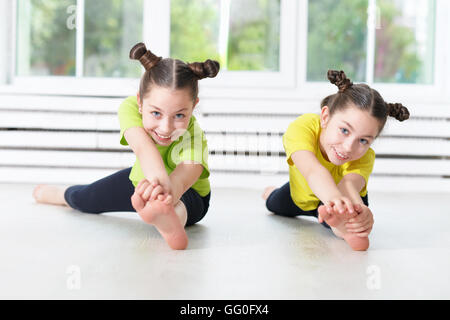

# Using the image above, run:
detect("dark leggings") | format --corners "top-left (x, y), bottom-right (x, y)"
top-left (64, 167), bottom-right (210, 227)
top-left (265, 182), bottom-right (369, 229)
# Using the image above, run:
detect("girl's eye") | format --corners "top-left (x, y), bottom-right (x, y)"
top-left (175, 114), bottom-right (185, 119)
top-left (340, 128), bottom-right (349, 135)
top-left (151, 111), bottom-right (161, 117)
top-left (360, 139), bottom-right (369, 145)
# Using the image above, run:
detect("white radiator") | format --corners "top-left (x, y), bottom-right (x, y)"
top-left (0, 94), bottom-right (449, 192)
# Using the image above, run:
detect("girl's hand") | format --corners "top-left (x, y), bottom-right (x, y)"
top-left (135, 179), bottom-right (173, 205)
top-left (324, 196), bottom-right (356, 217)
top-left (345, 204), bottom-right (374, 237)
top-left (154, 175), bottom-right (173, 200)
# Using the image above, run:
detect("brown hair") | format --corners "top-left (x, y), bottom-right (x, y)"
top-left (321, 70), bottom-right (410, 134)
top-left (129, 42), bottom-right (220, 103)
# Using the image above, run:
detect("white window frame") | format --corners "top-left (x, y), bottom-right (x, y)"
top-left (199, 0), bottom-right (297, 89)
top-left (0, 0), bottom-right (449, 109)
top-left (4, 0), bottom-right (296, 96)
top-left (299, 0), bottom-right (449, 104)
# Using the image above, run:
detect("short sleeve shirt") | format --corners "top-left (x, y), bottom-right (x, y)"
top-left (282, 113), bottom-right (375, 211)
top-left (118, 96), bottom-right (210, 197)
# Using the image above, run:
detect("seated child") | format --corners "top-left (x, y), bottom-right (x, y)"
top-left (263, 70), bottom-right (410, 251)
top-left (33, 42), bottom-right (220, 250)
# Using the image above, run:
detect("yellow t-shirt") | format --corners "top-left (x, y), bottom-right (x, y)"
top-left (118, 96), bottom-right (210, 197)
top-left (282, 113), bottom-right (375, 211)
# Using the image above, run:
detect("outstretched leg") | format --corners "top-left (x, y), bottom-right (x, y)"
top-left (34, 168), bottom-right (135, 214)
top-left (33, 185), bottom-right (69, 206)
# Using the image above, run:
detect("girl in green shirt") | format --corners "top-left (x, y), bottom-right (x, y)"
top-left (33, 42), bottom-right (219, 250)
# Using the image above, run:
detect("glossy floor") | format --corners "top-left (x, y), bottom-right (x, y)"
top-left (1, 183), bottom-right (449, 299)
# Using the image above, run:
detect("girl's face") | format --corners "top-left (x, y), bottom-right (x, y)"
top-left (138, 86), bottom-right (199, 146)
top-left (319, 105), bottom-right (379, 165)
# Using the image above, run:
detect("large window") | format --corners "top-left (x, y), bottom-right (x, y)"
top-left (374, 0), bottom-right (435, 84)
top-left (9, 0), bottom-right (445, 98)
top-left (16, 0), bottom-right (77, 76)
top-left (16, 0), bottom-right (281, 78)
top-left (307, 0), bottom-right (436, 84)
top-left (16, 0), bottom-right (143, 78)
top-left (170, 0), bottom-right (280, 71)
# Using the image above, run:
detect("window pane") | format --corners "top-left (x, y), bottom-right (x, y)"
top-left (307, 0), bottom-right (368, 82)
top-left (16, 0), bottom-right (76, 76)
top-left (84, 0), bottom-right (143, 77)
top-left (170, 0), bottom-right (280, 71)
top-left (374, 0), bottom-right (435, 84)
top-left (170, 0), bottom-right (221, 64)
top-left (227, 0), bottom-right (280, 71)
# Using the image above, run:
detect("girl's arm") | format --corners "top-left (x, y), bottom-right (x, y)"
top-left (338, 174), bottom-right (374, 237)
top-left (124, 127), bottom-right (171, 191)
top-left (168, 162), bottom-right (204, 202)
top-left (337, 173), bottom-right (365, 205)
top-left (291, 150), bottom-right (354, 213)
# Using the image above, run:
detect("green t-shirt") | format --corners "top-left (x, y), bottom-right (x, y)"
top-left (118, 96), bottom-right (210, 197)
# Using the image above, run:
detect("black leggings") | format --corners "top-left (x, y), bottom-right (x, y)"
top-left (265, 182), bottom-right (369, 229)
top-left (64, 167), bottom-right (210, 227)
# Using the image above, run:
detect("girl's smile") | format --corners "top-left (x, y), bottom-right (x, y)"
top-left (138, 86), bottom-right (199, 146)
top-left (319, 105), bottom-right (379, 165)
top-left (152, 130), bottom-right (173, 143)
top-left (332, 146), bottom-right (350, 161)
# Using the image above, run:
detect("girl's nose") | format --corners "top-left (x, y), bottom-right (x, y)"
top-left (160, 118), bottom-right (173, 134)
top-left (343, 139), bottom-right (355, 153)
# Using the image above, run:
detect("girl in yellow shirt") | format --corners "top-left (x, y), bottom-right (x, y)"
top-left (263, 70), bottom-right (410, 251)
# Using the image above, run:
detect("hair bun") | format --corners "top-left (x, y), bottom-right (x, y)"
top-left (327, 70), bottom-right (353, 92)
top-left (386, 102), bottom-right (410, 121)
top-left (129, 42), bottom-right (162, 71)
top-left (188, 59), bottom-right (220, 79)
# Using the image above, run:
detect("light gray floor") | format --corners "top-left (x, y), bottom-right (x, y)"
top-left (0, 183), bottom-right (449, 299)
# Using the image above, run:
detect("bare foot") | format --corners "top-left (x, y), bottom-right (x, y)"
top-left (318, 205), bottom-right (369, 251)
top-left (262, 186), bottom-right (277, 201)
top-left (33, 185), bottom-right (68, 206)
top-left (343, 233), bottom-right (369, 251)
top-left (131, 193), bottom-right (188, 250)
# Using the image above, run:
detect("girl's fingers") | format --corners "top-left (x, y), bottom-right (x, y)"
top-left (341, 197), bottom-right (354, 214)
top-left (150, 185), bottom-right (164, 201)
top-left (164, 194), bottom-right (173, 205)
top-left (142, 184), bottom-right (154, 201)
top-left (137, 180), bottom-right (150, 196)
top-left (349, 226), bottom-right (368, 233)
top-left (349, 208), bottom-right (368, 223)
top-left (136, 180), bottom-right (145, 193)
top-left (356, 232), bottom-right (370, 238)
top-left (356, 226), bottom-right (372, 237)
top-left (325, 202), bottom-right (333, 214)
top-left (334, 200), bottom-right (346, 214)
top-left (136, 179), bottom-right (146, 190)
top-left (348, 222), bottom-right (372, 233)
